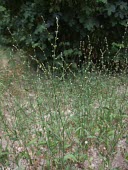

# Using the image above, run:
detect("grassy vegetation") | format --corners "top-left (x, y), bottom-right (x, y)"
top-left (0, 46), bottom-right (128, 169)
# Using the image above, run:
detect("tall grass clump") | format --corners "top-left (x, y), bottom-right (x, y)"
top-left (0, 17), bottom-right (128, 170)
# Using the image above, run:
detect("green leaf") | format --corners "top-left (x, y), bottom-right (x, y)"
top-left (64, 144), bottom-right (71, 149)
top-left (119, 13), bottom-right (124, 19)
top-left (96, 0), bottom-right (107, 4)
top-left (0, 6), bottom-right (6, 12)
top-left (108, 130), bottom-right (115, 139)
top-left (125, 152), bottom-right (128, 161)
top-left (107, 4), bottom-right (116, 16)
top-left (64, 154), bottom-right (77, 162)
top-left (34, 24), bottom-right (46, 34)
top-left (71, 63), bottom-right (77, 69)
top-left (64, 49), bottom-right (73, 56)
top-left (112, 42), bottom-right (125, 48)
top-left (0, 151), bottom-right (9, 157)
top-left (26, 138), bottom-right (37, 146)
top-left (84, 18), bottom-right (99, 31)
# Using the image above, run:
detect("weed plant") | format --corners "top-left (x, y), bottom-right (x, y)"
top-left (0, 20), bottom-right (128, 170)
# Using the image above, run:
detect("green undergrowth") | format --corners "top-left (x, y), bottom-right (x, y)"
top-left (0, 47), bottom-right (128, 169)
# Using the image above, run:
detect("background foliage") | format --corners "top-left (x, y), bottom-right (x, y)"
top-left (0, 0), bottom-right (128, 71)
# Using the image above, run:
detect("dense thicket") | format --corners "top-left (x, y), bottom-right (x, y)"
top-left (0, 0), bottom-right (128, 71)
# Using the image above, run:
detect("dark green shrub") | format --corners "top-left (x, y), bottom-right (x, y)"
top-left (0, 0), bottom-right (128, 72)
